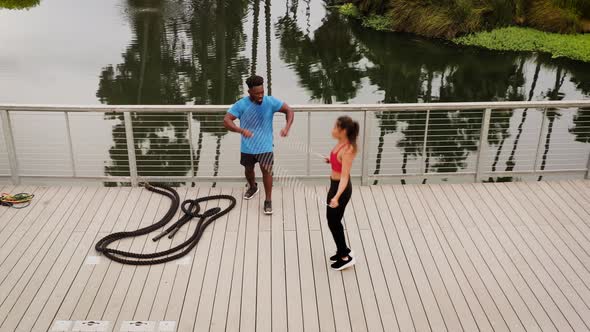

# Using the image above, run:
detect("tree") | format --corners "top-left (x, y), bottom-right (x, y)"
top-left (276, 9), bottom-right (364, 103)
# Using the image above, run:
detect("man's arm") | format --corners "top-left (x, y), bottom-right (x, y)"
top-left (224, 113), bottom-right (252, 137)
top-left (278, 103), bottom-right (294, 137)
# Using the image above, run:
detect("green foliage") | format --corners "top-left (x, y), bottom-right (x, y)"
top-left (339, 3), bottom-right (360, 18)
top-left (528, 0), bottom-right (581, 33)
top-left (349, 0), bottom-right (590, 36)
top-left (362, 14), bottom-right (391, 30)
top-left (0, 0), bottom-right (40, 9)
top-left (454, 26), bottom-right (590, 62)
top-left (552, 0), bottom-right (590, 17)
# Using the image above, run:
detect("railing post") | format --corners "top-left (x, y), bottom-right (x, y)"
top-left (361, 110), bottom-right (370, 186)
top-left (475, 108), bottom-right (492, 182)
top-left (123, 111), bottom-right (139, 186)
top-left (0, 110), bottom-right (19, 185)
top-left (187, 112), bottom-right (196, 183)
top-left (585, 151), bottom-right (590, 180)
top-left (533, 108), bottom-right (548, 174)
top-left (64, 112), bottom-right (77, 177)
top-left (421, 109), bottom-right (431, 176)
top-left (306, 111), bottom-right (311, 176)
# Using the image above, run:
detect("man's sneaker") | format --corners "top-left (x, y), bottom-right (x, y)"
top-left (331, 255), bottom-right (356, 271)
top-left (264, 200), bottom-right (273, 215)
top-left (330, 250), bottom-right (355, 262)
top-left (244, 184), bottom-right (259, 200)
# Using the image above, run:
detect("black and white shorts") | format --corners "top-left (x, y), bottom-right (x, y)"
top-left (240, 152), bottom-right (274, 168)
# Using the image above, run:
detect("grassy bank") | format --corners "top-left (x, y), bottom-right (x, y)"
top-left (339, 3), bottom-right (590, 62)
top-left (454, 27), bottom-right (590, 62)
top-left (0, 0), bottom-right (40, 10)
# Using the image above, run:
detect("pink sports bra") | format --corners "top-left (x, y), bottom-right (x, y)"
top-left (330, 144), bottom-right (348, 173)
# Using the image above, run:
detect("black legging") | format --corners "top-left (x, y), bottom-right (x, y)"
top-left (326, 178), bottom-right (352, 257)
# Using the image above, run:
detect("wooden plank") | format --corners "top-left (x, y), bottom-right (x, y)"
top-left (270, 186), bottom-right (288, 332)
top-left (256, 230), bottom-right (272, 332)
top-left (557, 181), bottom-right (590, 219)
top-left (133, 187), bottom-right (191, 321)
top-left (385, 185), bottom-right (452, 331)
top-left (470, 183), bottom-right (572, 331)
top-left (328, 184), bottom-right (370, 332)
top-left (403, 185), bottom-right (476, 332)
top-left (0, 186), bottom-right (72, 285)
top-left (71, 190), bottom-right (152, 320)
top-left (412, 185), bottom-right (490, 332)
top-left (359, 186), bottom-right (414, 332)
top-left (193, 187), bottom-right (234, 330)
top-left (427, 184), bottom-right (510, 331)
top-left (226, 187), bottom-right (243, 232)
top-left (281, 185), bottom-right (296, 231)
top-left (49, 188), bottom-right (143, 322)
top-left (438, 184), bottom-right (525, 332)
top-left (568, 180), bottom-right (590, 201)
top-left (351, 189), bottom-right (399, 331)
top-left (136, 188), bottom-right (208, 332)
top-left (518, 182), bottom-right (590, 294)
top-left (307, 187), bottom-right (336, 332)
top-left (21, 187), bottom-right (118, 332)
top-left (484, 183), bottom-right (589, 331)
top-left (0, 185), bottom-right (37, 236)
top-left (315, 185), bottom-right (353, 332)
top-left (110, 189), bottom-right (177, 330)
top-left (305, 185), bottom-right (321, 231)
top-left (0, 187), bottom-right (97, 330)
top-left (209, 189), bottom-right (242, 332)
top-left (310, 229), bottom-right (337, 332)
top-left (160, 187), bottom-right (202, 323)
top-left (344, 191), bottom-right (386, 332)
top-left (0, 184), bottom-right (17, 219)
top-left (0, 187), bottom-right (81, 315)
top-left (292, 186), bottom-right (320, 332)
top-left (350, 189), bottom-right (369, 230)
top-left (95, 190), bottom-right (164, 324)
top-left (516, 183), bottom-right (590, 288)
top-left (284, 230), bottom-right (304, 332)
top-left (225, 185), bottom-right (249, 332)
top-left (453, 184), bottom-right (548, 331)
top-left (0, 186), bottom-right (52, 258)
top-left (539, 182), bottom-right (590, 245)
top-left (0, 190), bottom-right (96, 323)
top-left (145, 185), bottom-right (191, 321)
top-left (238, 188), bottom-right (259, 332)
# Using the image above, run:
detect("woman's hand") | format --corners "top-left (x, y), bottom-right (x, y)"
top-left (329, 197), bottom-right (339, 208)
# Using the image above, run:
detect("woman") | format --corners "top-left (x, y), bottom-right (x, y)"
top-left (325, 116), bottom-right (359, 271)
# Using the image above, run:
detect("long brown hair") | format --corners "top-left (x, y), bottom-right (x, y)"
top-left (337, 116), bottom-right (359, 152)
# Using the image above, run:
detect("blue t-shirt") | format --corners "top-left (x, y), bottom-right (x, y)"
top-left (228, 95), bottom-right (284, 154)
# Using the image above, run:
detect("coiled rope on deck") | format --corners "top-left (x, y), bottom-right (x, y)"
top-left (0, 193), bottom-right (35, 209)
top-left (95, 183), bottom-right (236, 265)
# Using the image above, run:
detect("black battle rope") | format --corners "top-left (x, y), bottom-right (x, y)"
top-left (95, 183), bottom-right (236, 265)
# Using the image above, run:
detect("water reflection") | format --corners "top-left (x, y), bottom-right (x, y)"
top-left (92, 0), bottom-right (589, 184)
top-left (97, 0), bottom-right (248, 185)
top-left (347, 20), bottom-right (529, 183)
top-left (276, 10), bottom-right (363, 103)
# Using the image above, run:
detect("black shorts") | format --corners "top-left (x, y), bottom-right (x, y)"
top-left (240, 152), bottom-right (274, 167)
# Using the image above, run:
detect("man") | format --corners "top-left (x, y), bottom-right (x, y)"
top-left (223, 75), bottom-right (294, 214)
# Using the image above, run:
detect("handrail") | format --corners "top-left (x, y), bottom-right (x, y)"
top-left (1, 100), bottom-right (590, 112)
top-left (1, 100), bottom-right (589, 185)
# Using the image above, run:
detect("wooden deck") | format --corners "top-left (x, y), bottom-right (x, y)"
top-left (0, 180), bottom-right (589, 332)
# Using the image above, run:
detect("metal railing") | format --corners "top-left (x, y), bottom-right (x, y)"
top-left (1, 100), bottom-right (589, 186)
